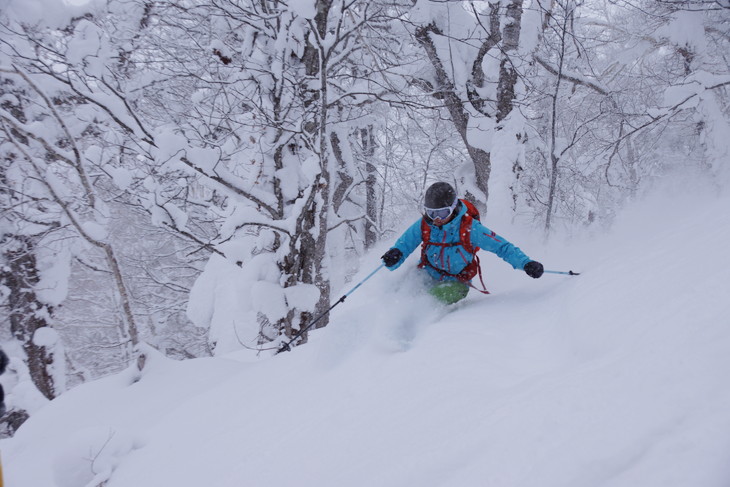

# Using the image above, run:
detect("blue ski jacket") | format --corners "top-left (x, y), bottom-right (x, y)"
top-left (387, 202), bottom-right (532, 281)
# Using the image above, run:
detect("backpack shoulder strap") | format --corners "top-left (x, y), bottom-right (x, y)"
top-left (420, 217), bottom-right (431, 243)
top-left (461, 199), bottom-right (480, 221)
top-left (458, 200), bottom-right (478, 254)
top-left (418, 217), bottom-right (431, 268)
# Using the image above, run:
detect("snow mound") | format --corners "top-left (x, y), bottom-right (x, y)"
top-left (3, 182), bottom-right (730, 487)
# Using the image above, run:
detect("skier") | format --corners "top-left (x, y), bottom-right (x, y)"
top-left (381, 182), bottom-right (544, 304)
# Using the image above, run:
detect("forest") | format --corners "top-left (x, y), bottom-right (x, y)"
top-left (1, 0), bottom-right (728, 436)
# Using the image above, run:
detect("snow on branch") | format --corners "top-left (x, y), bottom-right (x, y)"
top-left (621, 78), bottom-right (730, 143)
top-left (178, 156), bottom-right (278, 219)
top-left (1, 122), bottom-right (105, 248)
top-left (534, 56), bottom-right (609, 96)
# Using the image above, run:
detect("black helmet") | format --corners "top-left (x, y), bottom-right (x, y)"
top-left (424, 182), bottom-right (456, 209)
top-left (423, 182), bottom-right (458, 224)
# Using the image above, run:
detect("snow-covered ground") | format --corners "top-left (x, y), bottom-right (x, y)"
top-left (3, 176), bottom-right (730, 487)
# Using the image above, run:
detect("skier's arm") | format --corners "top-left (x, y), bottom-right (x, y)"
top-left (471, 221), bottom-right (531, 270)
top-left (383, 219), bottom-right (423, 270)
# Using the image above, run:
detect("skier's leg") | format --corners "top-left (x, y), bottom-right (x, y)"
top-left (429, 280), bottom-right (469, 305)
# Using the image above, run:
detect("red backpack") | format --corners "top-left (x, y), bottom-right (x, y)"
top-left (418, 199), bottom-right (490, 294)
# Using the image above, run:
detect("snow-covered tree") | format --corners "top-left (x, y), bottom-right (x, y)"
top-left (405, 0), bottom-right (536, 213)
top-left (1, 0), bottom-right (727, 418)
top-left (513, 0), bottom-right (729, 232)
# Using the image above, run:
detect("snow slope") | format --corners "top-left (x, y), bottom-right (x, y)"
top-left (3, 178), bottom-right (730, 487)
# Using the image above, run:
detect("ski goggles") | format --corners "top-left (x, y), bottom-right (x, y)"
top-left (424, 200), bottom-right (458, 221)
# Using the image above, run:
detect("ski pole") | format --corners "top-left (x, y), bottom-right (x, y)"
top-left (544, 269), bottom-right (580, 276)
top-left (276, 263), bottom-right (386, 354)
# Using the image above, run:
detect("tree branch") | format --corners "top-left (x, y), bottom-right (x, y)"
top-left (534, 56), bottom-right (609, 95)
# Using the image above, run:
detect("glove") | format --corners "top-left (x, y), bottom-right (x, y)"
top-left (382, 248), bottom-right (403, 268)
top-left (524, 260), bottom-right (544, 278)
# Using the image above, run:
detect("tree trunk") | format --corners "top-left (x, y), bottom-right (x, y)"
top-left (330, 131), bottom-right (353, 214)
top-left (415, 23), bottom-right (492, 207)
top-left (361, 126), bottom-right (378, 249)
top-left (545, 4), bottom-right (569, 232)
top-left (496, 0), bottom-right (524, 123)
top-left (1, 235), bottom-right (59, 400)
top-left (275, 0), bottom-right (334, 344)
top-left (102, 244), bottom-right (139, 359)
